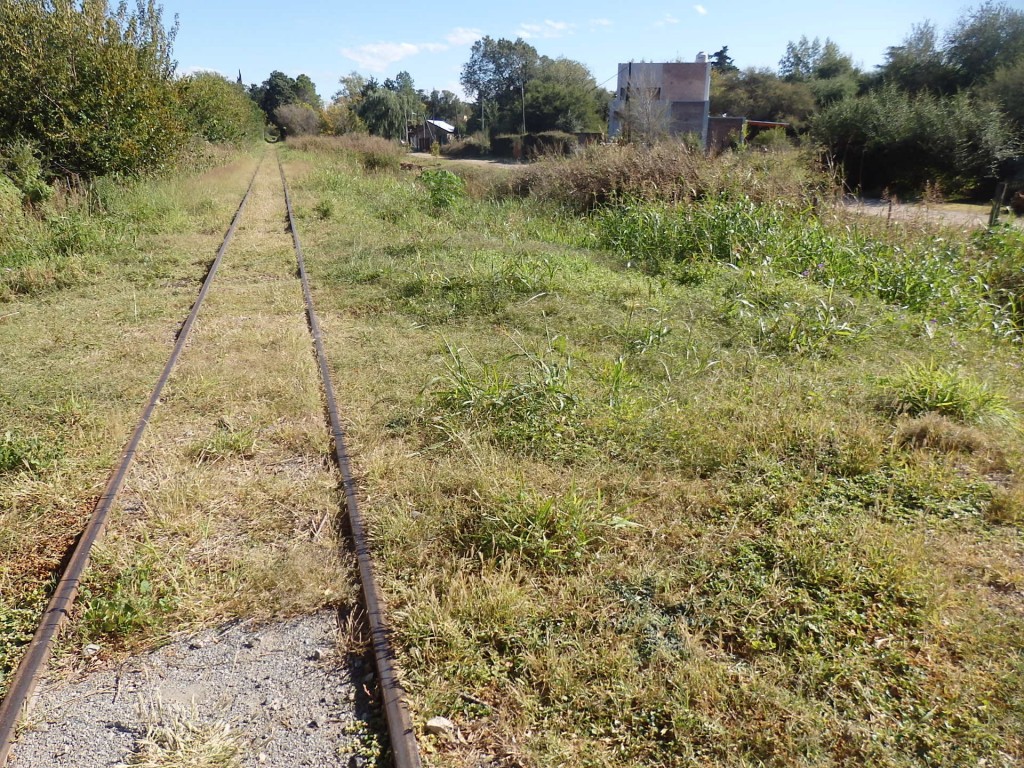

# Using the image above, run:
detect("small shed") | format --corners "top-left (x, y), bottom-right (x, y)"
top-left (410, 119), bottom-right (456, 151)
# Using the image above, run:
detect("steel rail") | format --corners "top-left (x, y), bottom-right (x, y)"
top-left (0, 158), bottom-right (263, 767)
top-left (276, 154), bottom-right (422, 768)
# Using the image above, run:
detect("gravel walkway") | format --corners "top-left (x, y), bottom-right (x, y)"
top-left (8, 611), bottom-right (370, 767)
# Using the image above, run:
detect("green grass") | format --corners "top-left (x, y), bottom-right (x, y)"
top-left (284, 141), bottom-right (1024, 767)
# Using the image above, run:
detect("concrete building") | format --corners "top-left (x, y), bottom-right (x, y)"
top-left (608, 57), bottom-right (713, 144)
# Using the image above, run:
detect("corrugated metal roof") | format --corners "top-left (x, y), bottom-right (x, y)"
top-left (427, 119), bottom-right (456, 133)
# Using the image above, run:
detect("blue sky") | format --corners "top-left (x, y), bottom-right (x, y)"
top-left (166, 0), bottom-right (973, 100)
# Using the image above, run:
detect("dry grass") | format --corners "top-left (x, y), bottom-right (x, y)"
top-left (71, 163), bottom-right (356, 650)
top-left (281, 140), bottom-right (1024, 767)
top-left (504, 141), bottom-right (825, 212)
top-left (1, 156), bottom-right (357, 693)
top-left (128, 697), bottom-right (240, 768)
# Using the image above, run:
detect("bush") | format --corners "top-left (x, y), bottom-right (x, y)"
top-left (0, 0), bottom-right (188, 178)
top-left (177, 72), bottom-right (264, 144)
top-left (420, 169), bottom-right (465, 210)
top-left (1, 138), bottom-right (52, 206)
top-left (813, 85), bottom-right (1019, 195)
top-left (274, 103), bottom-right (321, 138)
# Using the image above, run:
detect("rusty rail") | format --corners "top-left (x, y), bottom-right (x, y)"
top-left (277, 153), bottom-right (421, 768)
top-left (0, 158), bottom-right (262, 766)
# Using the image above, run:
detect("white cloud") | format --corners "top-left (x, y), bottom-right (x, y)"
top-left (517, 19), bottom-right (576, 39)
top-left (341, 42), bottom-right (425, 71)
top-left (446, 27), bottom-right (483, 46)
top-left (340, 26), bottom-right (484, 72)
top-left (589, 18), bottom-right (612, 28)
top-left (693, 4), bottom-right (708, 14)
top-left (654, 13), bottom-right (680, 27)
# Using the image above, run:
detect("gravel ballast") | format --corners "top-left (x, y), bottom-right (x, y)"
top-left (8, 611), bottom-right (369, 767)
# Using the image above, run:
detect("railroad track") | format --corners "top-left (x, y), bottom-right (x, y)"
top-left (0, 151), bottom-right (421, 768)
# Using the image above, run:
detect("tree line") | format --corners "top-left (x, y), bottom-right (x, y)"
top-left (711, 1), bottom-right (1024, 193)
top-left (2, 0), bottom-right (1020, 200)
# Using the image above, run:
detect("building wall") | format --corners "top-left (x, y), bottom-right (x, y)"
top-left (608, 60), bottom-right (712, 143)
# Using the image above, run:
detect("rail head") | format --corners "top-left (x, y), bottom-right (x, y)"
top-left (276, 152), bottom-right (422, 768)
top-left (0, 158), bottom-right (263, 767)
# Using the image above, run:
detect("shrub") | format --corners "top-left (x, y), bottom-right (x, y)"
top-left (274, 103), bottom-right (321, 138)
top-left (0, 0), bottom-right (188, 178)
top-left (177, 72), bottom-right (264, 144)
top-left (1, 138), bottom-right (52, 205)
top-left (813, 85), bottom-right (1019, 195)
top-left (420, 169), bottom-right (465, 210)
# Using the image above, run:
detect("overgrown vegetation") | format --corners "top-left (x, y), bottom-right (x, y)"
top-left (283, 139), bottom-right (1024, 767)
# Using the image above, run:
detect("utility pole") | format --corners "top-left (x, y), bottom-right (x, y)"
top-left (521, 81), bottom-right (526, 135)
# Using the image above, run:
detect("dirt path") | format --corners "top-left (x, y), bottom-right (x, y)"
top-left (844, 196), bottom-right (1023, 229)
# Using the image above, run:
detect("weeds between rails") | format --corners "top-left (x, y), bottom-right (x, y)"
top-left (283, 138), bottom-right (1023, 767)
top-left (0, 153), bottom-right (420, 767)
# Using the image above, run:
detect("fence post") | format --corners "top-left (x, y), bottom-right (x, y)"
top-left (989, 181), bottom-right (1008, 227)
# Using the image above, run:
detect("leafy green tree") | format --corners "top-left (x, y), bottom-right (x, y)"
top-left (358, 89), bottom-right (404, 139)
top-left (426, 90), bottom-right (467, 126)
top-left (251, 71), bottom-right (320, 129)
top-left (878, 22), bottom-right (956, 94)
top-left (461, 36), bottom-right (539, 134)
top-left (711, 68), bottom-right (816, 128)
top-left (177, 72), bottom-right (263, 144)
top-left (945, 1), bottom-right (1024, 87)
top-left (383, 70), bottom-right (425, 123)
top-left (710, 46), bottom-right (738, 73)
top-left (0, 0), bottom-right (188, 177)
top-left (294, 74), bottom-right (322, 109)
top-left (779, 36), bottom-right (823, 81)
top-left (524, 58), bottom-right (607, 132)
top-left (979, 58), bottom-right (1024, 132)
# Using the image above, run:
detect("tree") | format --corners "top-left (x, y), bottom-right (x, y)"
top-left (945, 1), bottom-right (1024, 87)
top-left (710, 46), bottom-right (738, 73)
top-left (178, 72), bottom-right (264, 143)
top-left (251, 71), bottom-right (320, 129)
top-left (524, 58), bottom-right (607, 132)
top-left (979, 58), bottom-right (1024, 133)
top-left (711, 67), bottom-right (816, 128)
top-left (461, 36), bottom-right (539, 134)
top-left (779, 36), bottom-right (823, 81)
top-left (383, 70), bottom-right (424, 125)
top-left (0, 0), bottom-right (188, 177)
top-left (878, 21), bottom-right (955, 94)
top-left (358, 89), bottom-right (404, 139)
top-left (426, 90), bottom-right (467, 126)
top-left (294, 74), bottom-right (321, 109)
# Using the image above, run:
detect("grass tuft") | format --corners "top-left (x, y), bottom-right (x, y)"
top-left (878, 363), bottom-right (1018, 426)
top-left (128, 698), bottom-right (241, 768)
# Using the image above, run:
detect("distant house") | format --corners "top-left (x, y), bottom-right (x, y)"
top-left (608, 57), bottom-right (713, 145)
top-left (410, 119), bottom-right (456, 151)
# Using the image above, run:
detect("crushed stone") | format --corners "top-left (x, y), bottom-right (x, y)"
top-left (8, 611), bottom-right (369, 767)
